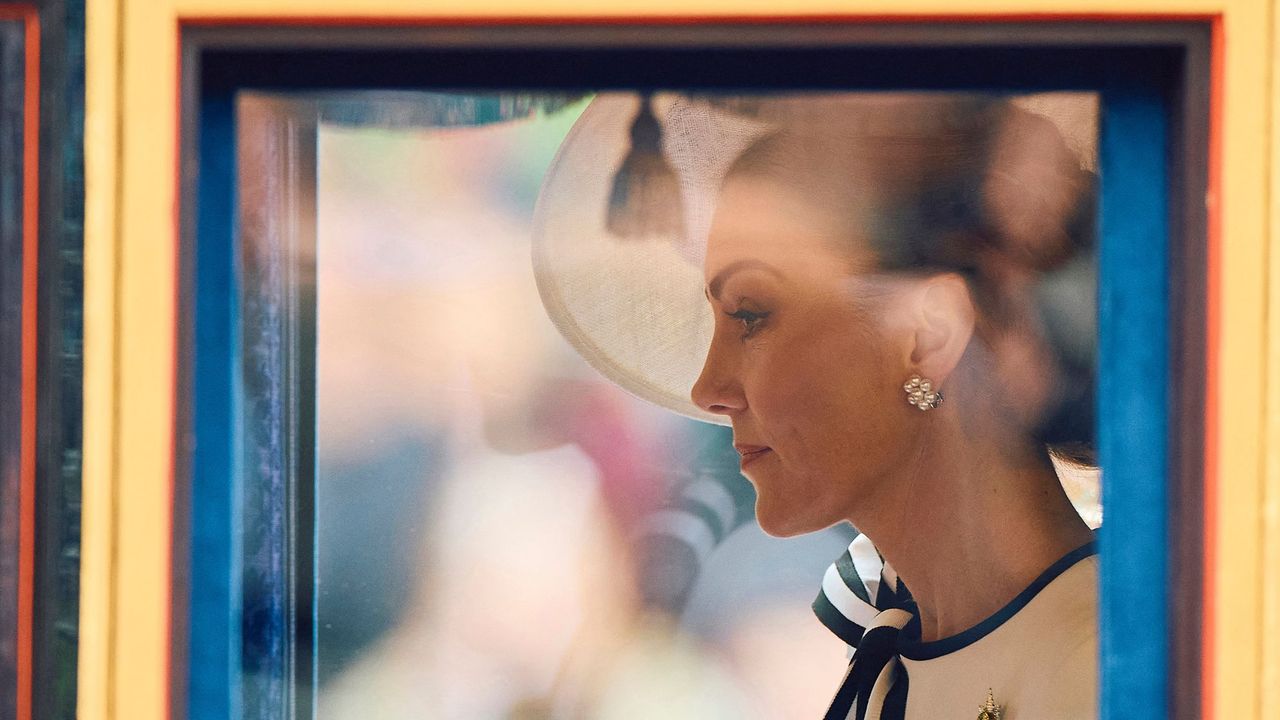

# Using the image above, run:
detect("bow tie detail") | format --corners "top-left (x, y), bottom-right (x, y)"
top-left (814, 535), bottom-right (915, 720)
top-left (824, 608), bottom-right (913, 720)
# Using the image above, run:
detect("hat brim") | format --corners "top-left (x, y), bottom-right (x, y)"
top-left (532, 92), bottom-right (1097, 426)
top-left (533, 93), bottom-right (774, 425)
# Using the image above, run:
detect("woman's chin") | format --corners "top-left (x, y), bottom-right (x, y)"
top-left (753, 497), bottom-right (826, 538)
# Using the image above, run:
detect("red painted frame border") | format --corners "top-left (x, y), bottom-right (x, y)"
top-left (180, 12), bottom-right (1217, 27)
top-left (0, 5), bottom-right (39, 720)
top-left (1202, 15), bottom-right (1223, 720)
top-left (173, 13), bottom-right (1222, 720)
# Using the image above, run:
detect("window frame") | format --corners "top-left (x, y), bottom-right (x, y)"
top-left (1, 4), bottom-right (84, 720)
top-left (176, 20), bottom-right (1213, 720)
top-left (0, 7), bottom-right (38, 720)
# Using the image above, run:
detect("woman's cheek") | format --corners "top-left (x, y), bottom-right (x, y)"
top-left (745, 350), bottom-right (798, 415)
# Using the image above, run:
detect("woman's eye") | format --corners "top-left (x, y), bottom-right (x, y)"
top-left (727, 308), bottom-right (769, 338)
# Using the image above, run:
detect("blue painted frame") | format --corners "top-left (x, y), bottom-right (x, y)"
top-left (1097, 86), bottom-right (1170, 719)
top-left (184, 27), bottom-right (1198, 720)
top-left (191, 88), bottom-right (243, 720)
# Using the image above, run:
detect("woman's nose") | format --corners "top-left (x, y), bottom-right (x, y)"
top-left (691, 341), bottom-right (747, 416)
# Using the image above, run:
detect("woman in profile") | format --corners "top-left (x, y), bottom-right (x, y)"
top-left (534, 93), bottom-right (1100, 719)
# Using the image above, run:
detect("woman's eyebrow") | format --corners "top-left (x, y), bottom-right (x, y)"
top-left (707, 260), bottom-right (784, 300)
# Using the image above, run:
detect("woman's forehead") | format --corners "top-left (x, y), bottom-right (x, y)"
top-left (703, 174), bottom-right (872, 281)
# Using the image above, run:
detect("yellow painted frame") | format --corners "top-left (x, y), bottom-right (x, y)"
top-left (82, 1), bottom-right (1275, 719)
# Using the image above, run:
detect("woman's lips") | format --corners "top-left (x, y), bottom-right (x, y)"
top-left (735, 445), bottom-right (773, 467)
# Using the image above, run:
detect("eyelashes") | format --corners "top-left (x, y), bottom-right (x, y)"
top-left (726, 308), bottom-right (770, 339)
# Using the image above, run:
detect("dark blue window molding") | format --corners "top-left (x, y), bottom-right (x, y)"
top-left (182, 24), bottom-right (1207, 720)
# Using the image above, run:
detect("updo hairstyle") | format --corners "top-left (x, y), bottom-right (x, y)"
top-left (723, 95), bottom-right (1097, 462)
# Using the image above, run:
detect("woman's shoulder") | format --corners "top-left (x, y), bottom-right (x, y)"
top-left (984, 549), bottom-right (1098, 660)
top-left (898, 549), bottom-right (1099, 719)
top-left (1012, 586), bottom-right (1098, 718)
top-left (984, 544), bottom-right (1098, 647)
top-left (987, 553), bottom-right (1099, 719)
top-left (1019, 551), bottom-right (1098, 629)
top-left (898, 544), bottom-right (1097, 662)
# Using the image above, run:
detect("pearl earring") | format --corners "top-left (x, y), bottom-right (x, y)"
top-left (903, 374), bottom-right (943, 411)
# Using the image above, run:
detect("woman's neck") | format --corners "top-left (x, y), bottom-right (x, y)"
top-left (850, 421), bottom-right (1093, 643)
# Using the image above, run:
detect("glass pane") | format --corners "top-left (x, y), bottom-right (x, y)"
top-left (235, 90), bottom-right (1101, 720)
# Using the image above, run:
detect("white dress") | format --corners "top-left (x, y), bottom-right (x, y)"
top-left (814, 536), bottom-right (1098, 720)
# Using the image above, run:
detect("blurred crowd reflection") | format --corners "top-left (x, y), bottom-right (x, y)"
top-left (312, 102), bottom-right (854, 720)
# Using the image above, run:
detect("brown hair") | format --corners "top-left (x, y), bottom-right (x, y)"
top-left (725, 95), bottom-right (1097, 456)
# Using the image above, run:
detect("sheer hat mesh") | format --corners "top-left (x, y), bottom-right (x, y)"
top-left (532, 92), bottom-right (1096, 426)
top-left (533, 93), bottom-right (770, 425)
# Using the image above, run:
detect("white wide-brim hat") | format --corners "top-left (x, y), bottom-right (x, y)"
top-left (532, 92), bottom-right (1097, 426)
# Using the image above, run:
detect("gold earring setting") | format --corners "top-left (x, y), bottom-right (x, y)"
top-left (903, 375), bottom-right (943, 411)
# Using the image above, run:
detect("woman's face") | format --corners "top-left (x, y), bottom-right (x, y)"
top-left (692, 174), bottom-right (918, 537)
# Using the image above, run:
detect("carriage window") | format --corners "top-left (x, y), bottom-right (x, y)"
top-left (224, 90), bottom-right (1103, 719)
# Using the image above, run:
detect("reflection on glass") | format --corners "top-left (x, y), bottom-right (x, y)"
top-left (531, 92), bottom-right (1103, 718)
top-left (310, 96), bottom-right (854, 720)
top-left (236, 90), bottom-right (1101, 720)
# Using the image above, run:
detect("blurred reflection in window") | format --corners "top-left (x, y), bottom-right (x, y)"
top-left (529, 92), bottom-right (1103, 719)
top-left (307, 95), bottom-right (858, 720)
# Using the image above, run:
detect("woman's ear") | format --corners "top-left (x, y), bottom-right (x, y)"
top-left (908, 273), bottom-right (976, 383)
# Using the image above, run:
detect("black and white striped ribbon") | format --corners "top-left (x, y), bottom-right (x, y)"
top-left (813, 534), bottom-right (915, 720)
top-left (812, 534), bottom-right (903, 645)
top-left (636, 429), bottom-right (756, 612)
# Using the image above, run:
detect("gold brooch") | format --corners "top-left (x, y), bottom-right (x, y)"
top-left (977, 689), bottom-right (1003, 720)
